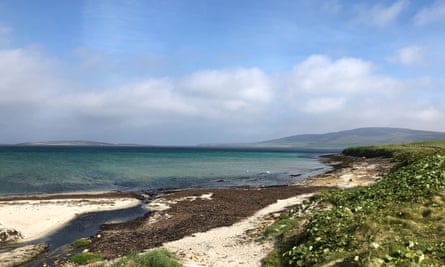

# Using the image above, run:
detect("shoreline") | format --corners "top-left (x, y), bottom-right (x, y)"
top-left (0, 154), bottom-right (395, 266)
top-left (0, 192), bottom-right (147, 266)
top-left (0, 192), bottom-right (144, 244)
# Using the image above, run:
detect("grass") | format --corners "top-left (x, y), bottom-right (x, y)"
top-left (70, 252), bottom-right (103, 265)
top-left (94, 249), bottom-right (182, 267)
top-left (343, 139), bottom-right (445, 165)
top-left (71, 238), bottom-right (92, 248)
top-left (264, 139), bottom-right (445, 266)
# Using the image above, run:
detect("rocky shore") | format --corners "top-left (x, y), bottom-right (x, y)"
top-left (89, 155), bottom-right (395, 266)
top-left (0, 154), bottom-right (396, 266)
top-left (90, 186), bottom-right (326, 259)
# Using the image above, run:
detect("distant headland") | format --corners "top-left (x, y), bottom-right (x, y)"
top-left (13, 127), bottom-right (445, 150)
top-left (17, 141), bottom-right (114, 146)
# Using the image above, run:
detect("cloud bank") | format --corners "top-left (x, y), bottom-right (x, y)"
top-left (0, 45), bottom-right (444, 145)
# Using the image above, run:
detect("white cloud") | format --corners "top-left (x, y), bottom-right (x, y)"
top-left (0, 46), bottom-right (444, 144)
top-left (180, 68), bottom-right (273, 115)
top-left (302, 97), bottom-right (345, 114)
top-left (387, 45), bottom-right (424, 66)
top-left (355, 0), bottom-right (408, 27)
top-left (0, 47), bottom-right (57, 105)
top-left (409, 107), bottom-right (441, 121)
top-left (182, 68), bottom-right (272, 102)
top-left (288, 55), bottom-right (400, 94)
top-left (56, 67), bottom-right (273, 129)
top-left (279, 54), bottom-right (445, 135)
top-left (414, 0), bottom-right (445, 26)
top-left (61, 78), bottom-right (198, 125)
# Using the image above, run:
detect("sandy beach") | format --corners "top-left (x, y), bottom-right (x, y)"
top-left (0, 195), bottom-right (141, 243)
top-left (0, 155), bottom-right (395, 266)
top-left (0, 192), bottom-right (144, 266)
top-left (163, 193), bottom-right (316, 267)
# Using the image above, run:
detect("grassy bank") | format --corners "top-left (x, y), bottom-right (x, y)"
top-left (343, 139), bottom-right (445, 165)
top-left (264, 140), bottom-right (445, 266)
top-left (69, 249), bottom-right (181, 266)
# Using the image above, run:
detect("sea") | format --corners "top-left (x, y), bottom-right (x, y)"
top-left (0, 146), bottom-right (336, 195)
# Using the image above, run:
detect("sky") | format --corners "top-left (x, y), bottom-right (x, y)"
top-left (0, 0), bottom-right (444, 145)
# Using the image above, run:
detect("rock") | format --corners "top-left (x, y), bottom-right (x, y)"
top-left (0, 243), bottom-right (48, 267)
top-left (0, 226), bottom-right (23, 243)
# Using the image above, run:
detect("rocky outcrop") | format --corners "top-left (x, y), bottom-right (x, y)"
top-left (0, 226), bottom-right (23, 243)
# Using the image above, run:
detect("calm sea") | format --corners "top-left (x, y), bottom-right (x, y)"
top-left (0, 146), bottom-right (334, 195)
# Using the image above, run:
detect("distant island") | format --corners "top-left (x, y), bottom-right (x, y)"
top-left (15, 127), bottom-right (445, 150)
top-left (17, 141), bottom-right (117, 146)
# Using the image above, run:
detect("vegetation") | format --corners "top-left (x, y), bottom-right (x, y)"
top-left (70, 252), bottom-right (103, 265)
top-left (343, 139), bottom-right (445, 165)
top-left (264, 139), bottom-right (445, 266)
top-left (96, 249), bottom-right (181, 267)
top-left (258, 128), bottom-right (445, 150)
top-left (71, 238), bottom-right (92, 248)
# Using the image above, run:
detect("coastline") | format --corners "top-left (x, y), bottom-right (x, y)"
top-left (0, 154), bottom-right (395, 266)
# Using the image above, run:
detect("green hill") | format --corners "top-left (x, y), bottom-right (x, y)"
top-left (257, 127), bottom-right (445, 149)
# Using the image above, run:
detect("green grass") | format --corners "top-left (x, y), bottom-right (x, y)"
top-left (262, 215), bottom-right (301, 240)
top-left (105, 249), bottom-right (181, 267)
top-left (71, 238), bottom-right (92, 248)
top-left (343, 139), bottom-right (445, 165)
top-left (70, 252), bottom-right (103, 265)
top-left (264, 139), bottom-right (445, 266)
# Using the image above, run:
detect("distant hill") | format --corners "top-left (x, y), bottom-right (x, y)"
top-left (17, 141), bottom-right (114, 146)
top-left (202, 128), bottom-right (445, 150)
top-left (257, 127), bottom-right (445, 149)
top-left (17, 128), bottom-right (445, 150)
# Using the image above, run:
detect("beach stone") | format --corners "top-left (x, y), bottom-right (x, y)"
top-left (0, 226), bottom-right (23, 243)
top-left (0, 243), bottom-right (48, 267)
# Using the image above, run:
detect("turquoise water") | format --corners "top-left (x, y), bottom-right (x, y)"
top-left (0, 146), bottom-right (332, 195)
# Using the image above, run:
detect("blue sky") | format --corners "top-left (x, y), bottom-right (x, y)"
top-left (0, 0), bottom-right (444, 145)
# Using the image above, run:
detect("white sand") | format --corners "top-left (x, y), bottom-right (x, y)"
top-left (0, 197), bottom-right (140, 242)
top-left (163, 193), bottom-right (314, 267)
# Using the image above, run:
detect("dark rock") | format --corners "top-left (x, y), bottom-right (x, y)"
top-left (0, 227), bottom-right (23, 243)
